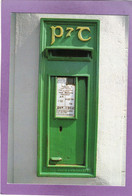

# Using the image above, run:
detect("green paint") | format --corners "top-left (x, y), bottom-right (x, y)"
top-left (38, 18), bottom-right (100, 177)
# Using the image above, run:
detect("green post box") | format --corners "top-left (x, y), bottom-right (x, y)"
top-left (38, 18), bottom-right (100, 177)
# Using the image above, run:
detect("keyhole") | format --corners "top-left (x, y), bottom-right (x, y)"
top-left (59, 126), bottom-right (62, 132)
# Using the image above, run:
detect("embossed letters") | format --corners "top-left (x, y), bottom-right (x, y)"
top-left (50, 25), bottom-right (91, 45)
top-left (76, 27), bottom-right (91, 41)
top-left (51, 26), bottom-right (64, 45)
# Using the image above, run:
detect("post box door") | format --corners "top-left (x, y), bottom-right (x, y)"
top-left (49, 76), bottom-right (88, 166)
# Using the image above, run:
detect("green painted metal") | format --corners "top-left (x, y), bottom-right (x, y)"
top-left (37, 18), bottom-right (100, 177)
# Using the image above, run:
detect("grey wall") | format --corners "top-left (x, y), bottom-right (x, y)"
top-left (8, 13), bottom-right (128, 186)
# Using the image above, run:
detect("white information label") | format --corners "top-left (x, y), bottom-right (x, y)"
top-left (56, 77), bottom-right (75, 117)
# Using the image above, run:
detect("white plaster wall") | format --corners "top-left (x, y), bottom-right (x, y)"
top-left (7, 13), bottom-right (128, 186)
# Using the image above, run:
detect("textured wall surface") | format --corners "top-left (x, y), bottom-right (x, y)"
top-left (8, 13), bottom-right (128, 186)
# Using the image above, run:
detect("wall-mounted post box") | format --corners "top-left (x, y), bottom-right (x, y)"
top-left (38, 18), bottom-right (100, 177)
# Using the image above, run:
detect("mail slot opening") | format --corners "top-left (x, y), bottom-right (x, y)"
top-left (46, 48), bottom-right (92, 60)
top-left (45, 48), bottom-right (93, 61)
